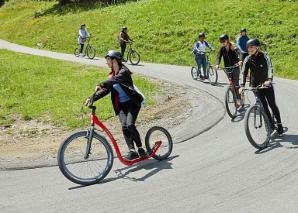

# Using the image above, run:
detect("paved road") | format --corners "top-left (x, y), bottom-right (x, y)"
top-left (1, 40), bottom-right (298, 213)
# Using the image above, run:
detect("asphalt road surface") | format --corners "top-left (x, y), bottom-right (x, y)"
top-left (1, 40), bottom-right (298, 213)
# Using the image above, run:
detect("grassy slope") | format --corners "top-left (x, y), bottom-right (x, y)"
top-left (0, 0), bottom-right (297, 78)
top-left (0, 49), bottom-right (156, 127)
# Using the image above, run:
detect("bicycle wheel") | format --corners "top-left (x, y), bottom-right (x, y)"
top-left (244, 105), bottom-right (271, 149)
top-left (57, 131), bottom-right (113, 185)
top-left (225, 87), bottom-right (237, 119)
top-left (145, 126), bottom-right (173, 160)
top-left (128, 49), bottom-right (140, 65)
top-left (191, 67), bottom-right (198, 80)
top-left (207, 66), bottom-right (218, 85)
top-left (86, 45), bottom-right (96, 59)
top-left (74, 48), bottom-right (80, 57)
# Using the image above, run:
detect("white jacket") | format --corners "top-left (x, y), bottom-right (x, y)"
top-left (78, 28), bottom-right (89, 44)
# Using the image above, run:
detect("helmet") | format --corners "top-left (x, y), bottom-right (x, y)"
top-left (198, 32), bottom-right (205, 38)
top-left (219, 34), bottom-right (229, 42)
top-left (246, 39), bottom-right (260, 48)
top-left (122, 26), bottom-right (127, 30)
top-left (105, 50), bottom-right (122, 61)
top-left (81, 24), bottom-right (86, 27)
top-left (240, 28), bottom-right (247, 32)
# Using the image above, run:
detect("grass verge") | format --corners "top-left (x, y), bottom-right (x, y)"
top-left (0, 49), bottom-right (156, 128)
top-left (0, 0), bottom-right (297, 79)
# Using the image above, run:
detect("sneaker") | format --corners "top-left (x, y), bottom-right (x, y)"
top-left (125, 150), bottom-right (139, 160)
top-left (138, 147), bottom-right (148, 157)
top-left (277, 124), bottom-right (284, 136)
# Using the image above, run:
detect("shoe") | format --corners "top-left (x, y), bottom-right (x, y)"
top-left (138, 147), bottom-right (148, 157)
top-left (125, 150), bottom-right (139, 160)
top-left (199, 75), bottom-right (204, 80)
top-left (277, 123), bottom-right (284, 136)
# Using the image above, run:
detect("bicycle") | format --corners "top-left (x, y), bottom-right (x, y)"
top-left (123, 41), bottom-right (140, 65)
top-left (219, 64), bottom-right (243, 119)
top-left (74, 36), bottom-right (96, 59)
top-left (243, 86), bottom-right (276, 150)
top-left (190, 51), bottom-right (218, 85)
top-left (57, 105), bottom-right (173, 185)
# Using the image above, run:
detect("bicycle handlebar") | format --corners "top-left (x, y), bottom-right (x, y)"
top-left (242, 85), bottom-right (269, 91)
top-left (219, 64), bottom-right (240, 73)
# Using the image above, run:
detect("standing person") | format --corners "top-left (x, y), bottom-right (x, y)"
top-left (215, 34), bottom-right (243, 106)
top-left (85, 50), bottom-right (147, 160)
top-left (236, 28), bottom-right (250, 61)
top-left (119, 26), bottom-right (133, 59)
top-left (240, 39), bottom-right (284, 135)
top-left (77, 24), bottom-right (90, 55)
top-left (192, 32), bottom-right (214, 80)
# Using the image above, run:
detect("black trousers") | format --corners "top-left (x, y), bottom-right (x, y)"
top-left (118, 100), bottom-right (142, 150)
top-left (256, 85), bottom-right (282, 126)
top-left (120, 43), bottom-right (127, 59)
top-left (226, 67), bottom-right (240, 98)
top-left (80, 43), bottom-right (84, 53)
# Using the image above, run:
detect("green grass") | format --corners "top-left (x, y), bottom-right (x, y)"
top-left (0, 0), bottom-right (297, 79)
top-left (0, 49), bottom-right (156, 128)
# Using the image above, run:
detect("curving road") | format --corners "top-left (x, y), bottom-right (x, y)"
top-left (1, 39), bottom-right (298, 213)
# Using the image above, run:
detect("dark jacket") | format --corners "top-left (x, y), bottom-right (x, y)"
top-left (215, 45), bottom-right (239, 67)
top-left (91, 65), bottom-right (143, 115)
top-left (119, 31), bottom-right (131, 45)
top-left (241, 52), bottom-right (273, 87)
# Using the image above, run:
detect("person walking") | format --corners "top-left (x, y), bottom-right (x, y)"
top-left (236, 28), bottom-right (250, 61)
top-left (192, 32), bottom-right (214, 80)
top-left (77, 24), bottom-right (90, 56)
top-left (119, 26), bottom-right (133, 59)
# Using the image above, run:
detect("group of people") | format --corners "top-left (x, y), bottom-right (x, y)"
top-left (192, 28), bottom-right (283, 136)
top-left (77, 24), bottom-right (132, 58)
top-left (82, 26), bottom-right (284, 160)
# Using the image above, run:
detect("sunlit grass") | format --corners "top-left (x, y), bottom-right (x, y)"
top-left (0, 49), bottom-right (156, 128)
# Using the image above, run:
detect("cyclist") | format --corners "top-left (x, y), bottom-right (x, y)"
top-left (85, 50), bottom-right (147, 160)
top-left (77, 24), bottom-right (90, 56)
top-left (215, 34), bottom-right (243, 107)
top-left (119, 26), bottom-right (133, 59)
top-left (192, 32), bottom-right (214, 80)
top-left (240, 39), bottom-right (284, 136)
top-left (236, 28), bottom-right (250, 61)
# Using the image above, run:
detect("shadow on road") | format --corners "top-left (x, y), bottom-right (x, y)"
top-left (255, 128), bottom-right (298, 154)
top-left (231, 104), bottom-right (251, 123)
top-left (212, 82), bottom-right (228, 88)
top-left (109, 155), bottom-right (178, 182)
top-left (67, 155), bottom-right (178, 190)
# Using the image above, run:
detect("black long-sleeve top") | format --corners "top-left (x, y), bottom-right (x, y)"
top-left (215, 45), bottom-right (239, 67)
top-left (241, 52), bottom-right (273, 87)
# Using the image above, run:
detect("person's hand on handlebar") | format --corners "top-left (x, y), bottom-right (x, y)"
top-left (263, 80), bottom-right (272, 87)
top-left (84, 97), bottom-right (93, 107)
top-left (215, 64), bottom-right (219, 70)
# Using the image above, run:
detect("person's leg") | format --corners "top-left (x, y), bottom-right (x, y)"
top-left (118, 109), bottom-right (135, 150)
top-left (195, 55), bottom-right (202, 78)
top-left (233, 67), bottom-right (241, 99)
top-left (80, 43), bottom-right (84, 54)
top-left (120, 43), bottom-right (127, 59)
top-left (256, 89), bottom-right (274, 130)
top-left (263, 86), bottom-right (283, 134)
top-left (126, 102), bottom-right (142, 147)
top-left (201, 54), bottom-right (207, 78)
top-left (125, 101), bottom-right (147, 156)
